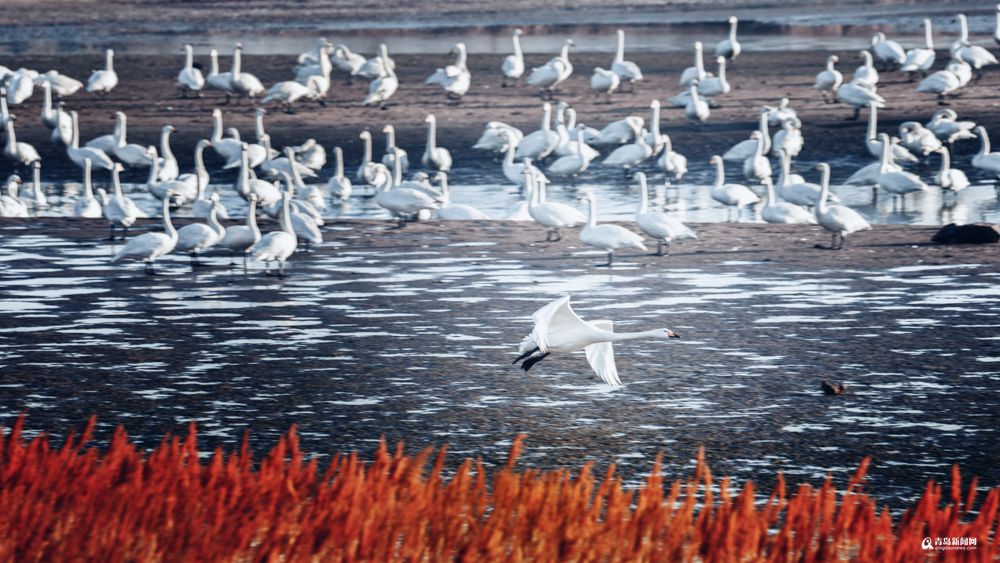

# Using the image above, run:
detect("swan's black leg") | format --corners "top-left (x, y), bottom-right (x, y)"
top-left (521, 352), bottom-right (549, 372)
top-left (512, 347), bottom-right (540, 365)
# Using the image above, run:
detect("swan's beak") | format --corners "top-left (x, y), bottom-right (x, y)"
top-left (667, 330), bottom-right (680, 338)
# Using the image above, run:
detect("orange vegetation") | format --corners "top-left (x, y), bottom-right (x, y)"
top-left (0, 415), bottom-right (996, 561)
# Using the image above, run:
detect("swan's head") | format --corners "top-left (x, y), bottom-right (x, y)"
top-left (113, 162), bottom-right (125, 173)
top-left (829, 54), bottom-right (839, 63)
top-left (425, 114), bottom-right (436, 124)
top-left (164, 125), bottom-right (175, 133)
top-left (654, 328), bottom-right (680, 339)
top-left (694, 41), bottom-right (703, 50)
top-left (814, 163), bottom-right (831, 174)
top-left (708, 155), bottom-right (723, 165)
top-left (565, 39), bottom-right (575, 47)
top-left (248, 193), bottom-right (258, 202)
top-left (359, 130), bottom-right (371, 140)
top-left (145, 146), bottom-right (157, 157)
top-left (513, 28), bottom-right (523, 36)
top-left (879, 132), bottom-right (891, 144)
top-left (382, 124), bottom-right (393, 134)
top-left (749, 131), bottom-right (763, 140)
top-left (209, 192), bottom-right (220, 203)
top-left (728, 16), bottom-right (738, 25)
top-left (7, 175), bottom-right (21, 184)
top-left (198, 139), bottom-right (212, 149)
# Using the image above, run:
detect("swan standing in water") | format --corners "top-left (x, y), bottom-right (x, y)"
top-left (112, 111), bottom-right (154, 168)
top-left (184, 140), bottom-right (219, 217)
top-left (513, 295), bottom-right (680, 386)
top-left (177, 44), bottom-right (204, 97)
top-left (742, 131), bottom-right (772, 184)
top-left (380, 125), bottom-right (409, 173)
top-left (526, 166), bottom-right (585, 240)
top-left (602, 130), bottom-right (652, 177)
top-left (250, 188), bottom-right (298, 276)
top-left (375, 156), bottom-right (440, 226)
top-left (515, 103), bottom-right (560, 160)
top-left (875, 134), bottom-right (928, 205)
top-left (684, 80), bottom-right (710, 122)
top-left (40, 82), bottom-right (72, 145)
top-left (761, 178), bottom-right (815, 225)
top-left (422, 114), bottom-right (452, 171)
top-left (776, 149), bottom-right (834, 207)
top-left (971, 126), bottom-right (1000, 178)
top-left (501, 29), bottom-right (525, 87)
top-left (547, 126), bottom-right (593, 181)
top-left (933, 147), bottom-right (969, 193)
top-left (715, 16), bottom-right (742, 60)
top-left (230, 44), bottom-right (265, 101)
top-left (218, 193), bottom-right (261, 267)
top-left (658, 135), bottom-right (688, 184)
top-left (926, 109), bottom-right (977, 146)
top-left (634, 172), bottom-right (695, 255)
top-left (813, 55), bottom-right (843, 103)
top-left (709, 155), bottom-right (760, 222)
top-left (814, 163), bottom-right (870, 250)
top-left (175, 194), bottom-right (225, 266)
top-left (86, 49), bottom-right (117, 95)
top-left (21, 161), bottom-right (47, 209)
top-left (66, 111), bottom-right (113, 171)
top-left (0, 176), bottom-right (28, 217)
top-left (579, 192), bottom-right (647, 266)
top-left (865, 102), bottom-right (917, 163)
top-left (473, 121), bottom-right (523, 153)
top-left (155, 125), bottom-right (179, 182)
top-left (73, 158), bottom-right (102, 218)
top-left (898, 122), bottom-right (941, 156)
top-left (3, 116), bottom-right (41, 169)
top-left (433, 172), bottom-right (489, 220)
top-left (611, 29), bottom-right (643, 92)
top-left (111, 190), bottom-right (178, 274)
top-left (104, 163), bottom-right (146, 239)
top-left (327, 147), bottom-right (352, 200)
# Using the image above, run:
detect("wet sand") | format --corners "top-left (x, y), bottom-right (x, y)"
top-left (6, 47), bottom-right (1000, 183)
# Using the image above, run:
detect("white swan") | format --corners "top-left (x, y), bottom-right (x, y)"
top-left (814, 163), bottom-right (870, 249)
top-left (643, 100), bottom-right (666, 155)
top-left (579, 192), bottom-right (647, 267)
top-left (761, 178), bottom-right (815, 225)
top-left (6, 70), bottom-right (34, 105)
top-left (916, 68), bottom-right (962, 104)
top-left (776, 149), bottom-right (835, 207)
top-left (898, 122), bottom-right (941, 156)
top-left (259, 136), bottom-right (317, 179)
top-left (589, 67), bottom-right (619, 103)
top-left (708, 155), bottom-right (760, 221)
top-left (230, 44), bottom-right (265, 100)
top-left (742, 131), bottom-right (772, 183)
top-left (934, 147), bottom-right (969, 192)
top-left (145, 146), bottom-right (196, 205)
top-left (175, 194), bottom-right (225, 265)
top-left (555, 108), bottom-right (598, 161)
top-left (946, 56), bottom-right (973, 87)
top-left (716, 16), bottom-right (742, 60)
top-left (261, 76), bottom-right (323, 112)
top-left (375, 154), bottom-right (439, 225)
top-left (177, 44), bottom-right (204, 97)
top-left (658, 135), bottom-right (688, 183)
top-left (421, 114), bottom-right (452, 171)
top-left (870, 32), bottom-right (906, 68)
top-left (512, 295), bottom-right (679, 386)
top-left (277, 172), bottom-right (322, 246)
top-left (111, 191), bottom-right (178, 273)
top-left (526, 166), bottom-right (585, 241)
top-left (680, 42), bottom-right (712, 86)
top-left (473, 121), bottom-right (522, 153)
top-left (724, 110), bottom-right (770, 162)
top-left (86, 49), bottom-right (118, 94)
top-left (852, 50), bottom-right (879, 85)
top-left (771, 117), bottom-right (803, 158)
top-left (112, 112), bottom-right (154, 168)
top-left (209, 109), bottom-right (241, 166)
top-left (500, 134), bottom-right (531, 185)
top-left (0, 176), bottom-right (28, 217)
top-left (426, 43), bottom-right (471, 100)
top-left (47, 102), bottom-right (73, 146)
top-left (34, 70), bottom-right (83, 97)
top-left (356, 130), bottom-right (388, 184)
top-left (684, 81), bottom-right (710, 122)
top-left (20, 161), bottom-right (47, 209)
top-left (104, 163), bottom-right (146, 239)
top-left (362, 54), bottom-right (398, 109)
top-left (357, 44), bottom-right (395, 80)
top-left (837, 79), bottom-right (884, 120)
top-left (611, 29), bottom-right (643, 91)
top-left (814, 55), bottom-right (843, 103)
top-left (953, 14), bottom-right (998, 76)
top-left (290, 138), bottom-right (326, 171)
top-left (205, 49), bottom-right (235, 102)
top-left (434, 172), bottom-right (489, 220)
top-left (865, 102), bottom-right (917, 162)
top-left (972, 126), bottom-right (1000, 177)
top-left (590, 115), bottom-right (642, 145)
top-left (602, 131), bottom-right (652, 174)
top-left (218, 193), bottom-right (261, 267)
top-left (547, 126), bottom-right (593, 179)
top-left (764, 97), bottom-right (797, 127)
top-left (875, 134), bottom-right (928, 200)
top-left (184, 139), bottom-right (217, 216)
top-left (515, 102), bottom-right (560, 160)
top-left (926, 109), bottom-right (977, 145)
top-left (698, 57), bottom-right (730, 97)
top-left (73, 158), bottom-right (102, 218)
top-left (236, 143), bottom-right (281, 206)
top-left (526, 39), bottom-right (574, 99)
top-left (3, 116), bottom-right (41, 167)
top-left (155, 125), bottom-right (179, 182)
top-left (332, 44), bottom-right (367, 80)
top-left (40, 81), bottom-right (70, 136)
top-left (380, 125), bottom-right (409, 173)
top-left (327, 146), bottom-right (352, 200)
top-left (250, 188), bottom-right (298, 276)
top-left (634, 172), bottom-right (695, 255)
top-left (901, 19), bottom-right (936, 78)
top-left (501, 29), bottom-right (525, 87)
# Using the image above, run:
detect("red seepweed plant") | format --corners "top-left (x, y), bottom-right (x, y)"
top-left (0, 415), bottom-right (996, 561)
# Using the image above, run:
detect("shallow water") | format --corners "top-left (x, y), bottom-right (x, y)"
top-left (0, 230), bottom-right (997, 507)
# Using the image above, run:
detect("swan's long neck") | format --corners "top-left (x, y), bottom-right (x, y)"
top-left (513, 33), bottom-right (522, 58)
top-left (827, 57), bottom-right (836, 72)
top-left (83, 160), bottom-right (93, 199)
top-left (161, 194), bottom-right (176, 240)
top-left (70, 112), bottom-right (79, 148)
top-left (112, 166), bottom-right (124, 198)
top-left (576, 127), bottom-right (587, 160)
top-left (194, 143), bottom-right (208, 196)
top-left (817, 166), bottom-right (831, 213)
top-left (254, 111), bottom-right (266, 140)
top-left (5, 119), bottom-right (16, 148)
top-left (185, 46), bottom-right (194, 70)
top-left (586, 197), bottom-right (597, 227)
top-left (209, 50), bottom-right (219, 75)
top-left (147, 149), bottom-right (160, 187)
top-left (566, 109), bottom-right (578, 129)
top-left (959, 14), bottom-right (969, 42)
top-left (779, 150), bottom-right (791, 186)
top-left (504, 142), bottom-right (516, 166)
top-left (386, 127), bottom-right (396, 149)
top-left (161, 129), bottom-right (175, 161)
top-left (713, 159), bottom-right (725, 188)
top-left (609, 328), bottom-right (666, 342)
top-left (650, 103), bottom-right (661, 137)
top-left (232, 47), bottom-right (242, 79)
top-left (542, 105), bottom-right (552, 132)
top-left (237, 149), bottom-right (249, 196)
top-left (924, 20), bottom-right (934, 49)
top-left (764, 180), bottom-right (776, 206)
top-left (526, 171), bottom-right (538, 206)
top-left (455, 46), bottom-right (467, 69)
top-left (878, 136), bottom-right (891, 172)
top-left (867, 104), bottom-right (877, 140)
top-left (32, 164), bottom-right (41, 199)
top-left (287, 149), bottom-right (305, 186)
top-left (729, 19), bottom-right (738, 41)
top-left (561, 43), bottom-right (571, 62)
top-left (391, 150), bottom-right (402, 188)
top-left (116, 113), bottom-right (127, 145)
top-left (0, 94), bottom-right (8, 122)
top-left (638, 175), bottom-right (649, 213)
top-left (980, 128), bottom-right (991, 155)
top-left (426, 118), bottom-right (437, 151)
top-left (211, 112), bottom-right (223, 143)
top-left (717, 58), bottom-right (727, 82)
top-left (753, 136), bottom-right (764, 158)
top-left (334, 147), bottom-right (344, 178)
top-left (247, 197), bottom-right (259, 234)
top-left (758, 111), bottom-right (770, 141)
top-left (362, 135), bottom-right (372, 164)
top-left (615, 30), bottom-right (625, 64)
top-left (279, 193), bottom-right (294, 235)
top-left (694, 44), bottom-right (704, 73)
top-left (105, 50), bottom-right (114, 73)
top-left (939, 148), bottom-right (951, 175)
top-left (42, 83), bottom-right (53, 115)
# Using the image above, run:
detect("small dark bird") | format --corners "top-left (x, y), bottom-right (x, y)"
top-left (822, 380), bottom-right (846, 396)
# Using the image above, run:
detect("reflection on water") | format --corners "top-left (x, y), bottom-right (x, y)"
top-left (0, 229), bottom-right (997, 508)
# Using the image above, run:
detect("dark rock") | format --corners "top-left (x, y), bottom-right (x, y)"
top-left (932, 223), bottom-right (1000, 244)
top-left (821, 380), bottom-right (846, 396)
